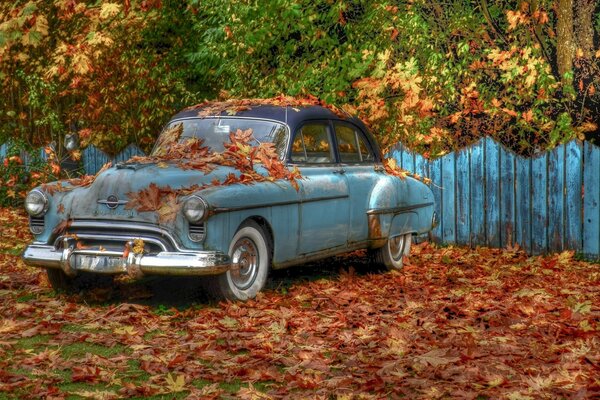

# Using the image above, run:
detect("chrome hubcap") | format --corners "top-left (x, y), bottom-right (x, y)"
top-left (230, 238), bottom-right (259, 290)
top-left (389, 235), bottom-right (406, 261)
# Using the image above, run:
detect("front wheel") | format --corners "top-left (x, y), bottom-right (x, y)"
top-left (214, 221), bottom-right (271, 301)
top-left (46, 268), bottom-right (75, 292)
top-left (369, 233), bottom-right (412, 271)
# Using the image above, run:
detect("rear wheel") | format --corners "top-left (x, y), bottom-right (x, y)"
top-left (370, 233), bottom-right (412, 271)
top-left (214, 221), bottom-right (271, 301)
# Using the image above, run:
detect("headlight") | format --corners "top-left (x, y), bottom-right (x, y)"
top-left (183, 196), bottom-right (208, 223)
top-left (25, 190), bottom-right (48, 217)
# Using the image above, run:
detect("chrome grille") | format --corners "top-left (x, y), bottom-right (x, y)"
top-left (51, 220), bottom-right (182, 252)
top-left (29, 216), bottom-right (45, 234)
top-left (189, 223), bottom-right (206, 242)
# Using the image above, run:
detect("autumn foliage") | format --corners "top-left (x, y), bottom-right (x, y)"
top-left (2, 1), bottom-right (600, 160)
top-left (1, 208), bottom-right (599, 398)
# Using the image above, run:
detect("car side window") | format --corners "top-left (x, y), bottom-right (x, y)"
top-left (334, 123), bottom-right (374, 163)
top-left (290, 123), bottom-right (334, 163)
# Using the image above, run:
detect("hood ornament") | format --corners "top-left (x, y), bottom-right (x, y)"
top-left (98, 195), bottom-right (128, 209)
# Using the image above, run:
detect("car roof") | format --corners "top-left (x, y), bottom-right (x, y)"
top-left (171, 103), bottom-right (363, 131)
top-left (169, 100), bottom-right (382, 161)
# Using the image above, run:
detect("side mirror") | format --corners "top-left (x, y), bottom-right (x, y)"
top-left (64, 133), bottom-right (80, 152)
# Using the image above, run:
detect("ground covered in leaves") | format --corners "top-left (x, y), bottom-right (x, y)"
top-left (1, 208), bottom-right (599, 399)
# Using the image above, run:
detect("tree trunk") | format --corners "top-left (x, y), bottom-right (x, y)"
top-left (556, 0), bottom-right (574, 80)
top-left (574, 0), bottom-right (595, 59)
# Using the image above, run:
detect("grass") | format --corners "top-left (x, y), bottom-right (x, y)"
top-left (60, 341), bottom-right (128, 359)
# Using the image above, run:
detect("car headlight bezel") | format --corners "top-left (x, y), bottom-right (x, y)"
top-left (24, 189), bottom-right (49, 217)
top-left (183, 195), bottom-right (208, 223)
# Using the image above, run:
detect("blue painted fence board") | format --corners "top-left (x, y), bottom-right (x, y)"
top-left (430, 158), bottom-right (443, 241)
top-left (414, 153), bottom-right (428, 182)
top-left (515, 157), bottom-right (532, 253)
top-left (455, 147), bottom-right (470, 246)
top-left (500, 147), bottom-right (515, 248)
top-left (583, 142), bottom-right (600, 257)
top-left (531, 153), bottom-right (548, 254)
top-left (3, 139), bottom-right (600, 258)
top-left (485, 138), bottom-right (501, 247)
top-left (548, 146), bottom-right (565, 251)
top-left (82, 146), bottom-right (110, 175)
top-left (565, 141), bottom-right (583, 252)
top-left (470, 140), bottom-right (486, 246)
top-left (402, 150), bottom-right (414, 173)
top-left (442, 153), bottom-right (456, 244)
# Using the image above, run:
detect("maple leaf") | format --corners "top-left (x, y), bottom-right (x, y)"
top-left (414, 348), bottom-right (460, 367)
top-left (99, 3), bottom-right (121, 20)
top-left (164, 373), bottom-right (186, 393)
top-left (126, 183), bottom-right (162, 212)
top-left (156, 193), bottom-right (180, 224)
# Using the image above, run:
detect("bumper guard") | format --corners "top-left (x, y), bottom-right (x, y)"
top-left (22, 239), bottom-right (231, 277)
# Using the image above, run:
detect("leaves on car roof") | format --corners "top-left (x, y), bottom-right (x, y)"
top-left (185, 94), bottom-right (350, 119)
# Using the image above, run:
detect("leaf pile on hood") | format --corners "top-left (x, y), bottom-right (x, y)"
top-left (41, 162), bottom-right (112, 195)
top-left (124, 128), bottom-right (302, 224)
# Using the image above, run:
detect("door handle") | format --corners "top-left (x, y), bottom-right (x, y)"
top-left (333, 168), bottom-right (346, 175)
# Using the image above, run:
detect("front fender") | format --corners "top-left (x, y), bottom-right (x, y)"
top-left (199, 180), bottom-right (300, 262)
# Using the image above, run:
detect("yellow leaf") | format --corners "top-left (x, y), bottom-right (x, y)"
top-left (72, 53), bottom-right (91, 75)
top-left (99, 3), bottom-right (121, 20)
top-left (165, 373), bottom-right (186, 393)
top-left (386, 158), bottom-right (397, 171)
top-left (132, 239), bottom-right (145, 255)
top-left (156, 193), bottom-right (180, 224)
top-left (114, 326), bottom-right (137, 335)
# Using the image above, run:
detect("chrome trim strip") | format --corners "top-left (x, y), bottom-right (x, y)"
top-left (97, 199), bottom-right (129, 206)
top-left (366, 202), bottom-right (434, 215)
top-left (211, 194), bottom-right (350, 214)
top-left (56, 233), bottom-right (170, 252)
top-left (61, 220), bottom-right (194, 253)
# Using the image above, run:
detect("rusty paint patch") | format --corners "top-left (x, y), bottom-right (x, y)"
top-left (368, 214), bottom-right (382, 240)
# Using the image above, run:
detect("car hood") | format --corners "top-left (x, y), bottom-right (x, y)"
top-left (47, 162), bottom-right (249, 222)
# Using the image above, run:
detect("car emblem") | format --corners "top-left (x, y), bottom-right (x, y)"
top-left (98, 195), bottom-right (128, 209)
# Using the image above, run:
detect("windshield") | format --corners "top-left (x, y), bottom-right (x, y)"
top-left (151, 117), bottom-right (289, 157)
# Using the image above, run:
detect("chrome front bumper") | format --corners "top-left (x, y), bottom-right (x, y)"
top-left (22, 242), bottom-right (231, 277)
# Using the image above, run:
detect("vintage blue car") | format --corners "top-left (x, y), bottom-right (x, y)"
top-left (22, 101), bottom-right (436, 300)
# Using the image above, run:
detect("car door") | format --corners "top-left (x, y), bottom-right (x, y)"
top-left (289, 121), bottom-right (350, 255)
top-left (332, 121), bottom-right (380, 245)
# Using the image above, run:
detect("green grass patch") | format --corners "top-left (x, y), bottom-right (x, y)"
top-left (61, 324), bottom-right (105, 334)
top-left (60, 342), bottom-right (128, 359)
top-left (17, 334), bottom-right (53, 350)
top-left (16, 293), bottom-right (37, 302)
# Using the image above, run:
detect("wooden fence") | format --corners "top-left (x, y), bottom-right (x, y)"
top-left (391, 138), bottom-right (599, 258)
top-left (2, 139), bottom-right (600, 257)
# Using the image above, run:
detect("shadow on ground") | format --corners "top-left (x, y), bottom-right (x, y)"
top-left (68, 250), bottom-right (383, 309)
